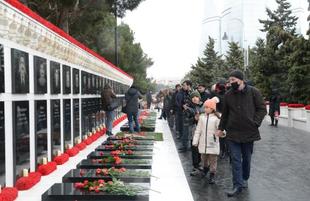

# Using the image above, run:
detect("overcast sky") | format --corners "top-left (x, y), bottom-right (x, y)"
top-left (123, 0), bottom-right (204, 81)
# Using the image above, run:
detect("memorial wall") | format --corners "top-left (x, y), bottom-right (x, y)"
top-left (0, 1), bottom-right (133, 186)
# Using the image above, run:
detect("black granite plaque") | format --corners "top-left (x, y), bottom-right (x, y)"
top-left (11, 49), bottom-right (29, 93)
top-left (96, 145), bottom-right (153, 152)
top-left (0, 45), bottom-right (4, 93)
top-left (73, 68), bottom-right (79, 94)
top-left (87, 73), bottom-right (91, 94)
top-left (63, 169), bottom-right (151, 183)
top-left (92, 74), bottom-right (95, 94)
top-left (34, 56), bottom-right (47, 94)
top-left (35, 100), bottom-right (47, 166)
top-left (42, 183), bottom-right (149, 201)
top-left (50, 61), bottom-right (60, 94)
top-left (13, 101), bottom-right (29, 179)
top-left (63, 99), bottom-right (71, 148)
top-left (82, 99), bottom-right (89, 135)
top-left (0, 102), bottom-right (5, 186)
top-left (63, 65), bottom-right (71, 94)
top-left (88, 151), bottom-right (153, 160)
top-left (51, 100), bottom-right (60, 157)
top-left (81, 71), bottom-right (87, 94)
top-left (77, 159), bottom-right (152, 169)
top-left (73, 99), bottom-right (80, 142)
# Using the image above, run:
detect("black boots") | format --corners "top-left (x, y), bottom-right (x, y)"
top-left (226, 187), bottom-right (242, 197)
top-left (209, 173), bottom-right (215, 184)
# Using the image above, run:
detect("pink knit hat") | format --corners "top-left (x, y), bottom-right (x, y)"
top-left (203, 97), bottom-right (219, 111)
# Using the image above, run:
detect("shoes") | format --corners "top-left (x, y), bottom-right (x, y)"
top-left (190, 168), bottom-right (201, 176)
top-left (242, 180), bottom-right (248, 188)
top-left (220, 152), bottom-right (226, 159)
top-left (178, 147), bottom-right (187, 153)
top-left (209, 173), bottom-right (215, 184)
top-left (226, 187), bottom-right (242, 197)
top-left (269, 124), bottom-right (274, 126)
top-left (158, 117), bottom-right (162, 119)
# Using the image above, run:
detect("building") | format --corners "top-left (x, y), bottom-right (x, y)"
top-left (200, 0), bottom-right (309, 57)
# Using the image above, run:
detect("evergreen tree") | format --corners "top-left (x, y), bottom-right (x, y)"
top-left (224, 41), bottom-right (244, 77)
top-left (287, 37), bottom-right (310, 104)
top-left (251, 0), bottom-right (298, 100)
top-left (259, 0), bottom-right (298, 35)
top-left (189, 37), bottom-right (223, 88)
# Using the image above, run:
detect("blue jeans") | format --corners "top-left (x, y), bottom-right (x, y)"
top-left (227, 140), bottom-right (254, 188)
top-left (127, 112), bottom-right (140, 133)
top-left (105, 110), bottom-right (115, 133)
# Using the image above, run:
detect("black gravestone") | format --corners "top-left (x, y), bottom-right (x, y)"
top-left (87, 73), bottom-right (91, 94)
top-left (63, 99), bottom-right (71, 148)
top-left (13, 101), bottom-right (29, 179)
top-left (73, 99), bottom-right (80, 142)
top-left (35, 100), bottom-right (47, 166)
top-left (50, 61), bottom-right (60, 94)
top-left (73, 68), bottom-right (79, 94)
top-left (34, 56), bottom-right (47, 94)
top-left (0, 44), bottom-right (4, 93)
top-left (11, 49), bottom-right (29, 94)
top-left (63, 65), bottom-right (71, 94)
top-left (0, 102), bottom-right (5, 186)
top-left (51, 100), bottom-right (60, 157)
top-left (81, 71), bottom-right (87, 94)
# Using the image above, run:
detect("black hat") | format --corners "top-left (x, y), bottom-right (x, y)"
top-left (229, 70), bottom-right (244, 80)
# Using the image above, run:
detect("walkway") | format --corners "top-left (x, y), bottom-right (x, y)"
top-left (167, 119), bottom-right (310, 201)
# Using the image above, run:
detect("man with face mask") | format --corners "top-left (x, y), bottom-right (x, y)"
top-left (216, 70), bottom-right (267, 197)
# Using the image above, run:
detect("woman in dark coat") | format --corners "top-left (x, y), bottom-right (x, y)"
top-left (269, 89), bottom-right (281, 127)
top-left (101, 84), bottom-right (117, 135)
top-left (125, 85), bottom-right (143, 133)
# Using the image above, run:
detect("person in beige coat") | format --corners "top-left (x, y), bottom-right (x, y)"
top-left (193, 97), bottom-right (224, 184)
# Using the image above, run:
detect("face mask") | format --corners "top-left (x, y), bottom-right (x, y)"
top-left (231, 82), bottom-right (240, 91)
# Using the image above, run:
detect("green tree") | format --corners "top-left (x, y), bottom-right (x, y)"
top-left (259, 0), bottom-right (298, 35)
top-left (188, 37), bottom-right (223, 88)
top-left (250, 0), bottom-right (298, 100)
top-left (286, 37), bottom-right (310, 104)
top-left (224, 41), bottom-right (244, 76)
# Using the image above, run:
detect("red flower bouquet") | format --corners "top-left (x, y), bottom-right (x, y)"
top-left (96, 156), bottom-right (122, 165)
top-left (65, 147), bottom-right (80, 157)
top-left (53, 153), bottom-right (69, 165)
top-left (15, 172), bottom-right (42, 190)
top-left (38, 162), bottom-right (57, 176)
top-left (305, 105), bottom-right (310, 110)
top-left (76, 142), bottom-right (87, 151)
top-left (0, 187), bottom-right (18, 201)
top-left (96, 167), bottom-right (127, 176)
top-left (288, 103), bottom-right (305, 108)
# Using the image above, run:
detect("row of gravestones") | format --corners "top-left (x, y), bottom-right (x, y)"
top-left (41, 132), bottom-right (157, 201)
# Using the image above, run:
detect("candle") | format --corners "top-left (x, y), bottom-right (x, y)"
top-left (83, 135), bottom-right (88, 140)
top-left (92, 130), bottom-right (96, 135)
top-left (23, 169), bottom-right (28, 177)
top-left (88, 132), bottom-right (92, 137)
top-left (0, 185), bottom-right (2, 193)
top-left (77, 139), bottom-right (81, 144)
top-left (66, 144), bottom-right (71, 149)
top-left (56, 150), bottom-right (61, 156)
top-left (42, 157), bottom-right (47, 165)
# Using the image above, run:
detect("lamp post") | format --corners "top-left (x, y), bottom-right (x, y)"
top-left (114, 2), bottom-right (118, 67)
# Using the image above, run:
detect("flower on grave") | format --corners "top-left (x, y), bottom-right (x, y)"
top-left (99, 152), bottom-right (104, 156)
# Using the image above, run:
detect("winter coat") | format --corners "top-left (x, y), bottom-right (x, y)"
top-left (101, 88), bottom-right (116, 111)
top-left (125, 87), bottom-right (143, 114)
top-left (269, 93), bottom-right (280, 116)
top-left (199, 91), bottom-right (211, 103)
top-left (146, 92), bottom-right (152, 104)
top-left (175, 89), bottom-right (191, 112)
top-left (193, 113), bottom-right (220, 154)
top-left (218, 85), bottom-right (267, 143)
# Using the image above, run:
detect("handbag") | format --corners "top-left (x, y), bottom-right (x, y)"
top-left (107, 101), bottom-right (119, 111)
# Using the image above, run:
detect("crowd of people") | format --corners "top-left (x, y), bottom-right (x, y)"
top-left (153, 70), bottom-right (267, 197)
top-left (101, 69), bottom-right (269, 197)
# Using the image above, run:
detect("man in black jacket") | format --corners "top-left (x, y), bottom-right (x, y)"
top-left (216, 70), bottom-right (267, 197)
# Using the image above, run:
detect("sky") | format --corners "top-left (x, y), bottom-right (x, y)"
top-left (123, 0), bottom-right (204, 81)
